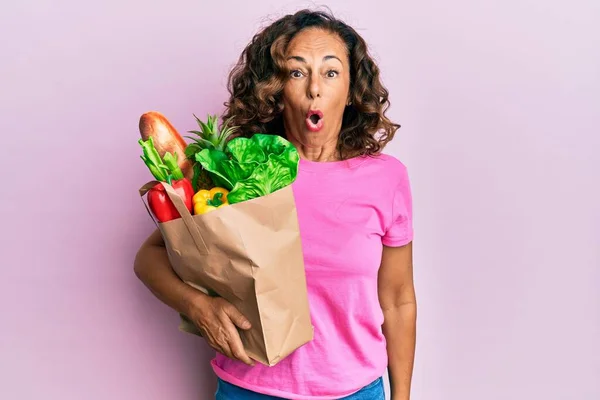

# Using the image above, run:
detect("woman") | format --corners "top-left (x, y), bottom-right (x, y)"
top-left (134, 9), bottom-right (416, 400)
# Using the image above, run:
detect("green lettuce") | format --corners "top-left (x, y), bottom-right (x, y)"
top-left (194, 133), bottom-right (299, 204)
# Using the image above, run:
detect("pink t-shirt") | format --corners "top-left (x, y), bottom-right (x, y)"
top-left (211, 152), bottom-right (414, 399)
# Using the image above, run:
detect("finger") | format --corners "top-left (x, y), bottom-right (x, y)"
top-left (216, 337), bottom-right (234, 360)
top-left (230, 341), bottom-right (254, 366)
top-left (224, 305), bottom-right (252, 330)
top-left (202, 324), bottom-right (234, 360)
top-left (224, 323), bottom-right (254, 366)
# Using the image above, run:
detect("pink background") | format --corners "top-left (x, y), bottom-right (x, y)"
top-left (2, 1), bottom-right (599, 399)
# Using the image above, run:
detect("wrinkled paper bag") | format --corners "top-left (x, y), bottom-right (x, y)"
top-left (139, 180), bottom-right (314, 366)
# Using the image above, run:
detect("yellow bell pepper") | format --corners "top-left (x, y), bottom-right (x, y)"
top-left (193, 187), bottom-right (229, 215)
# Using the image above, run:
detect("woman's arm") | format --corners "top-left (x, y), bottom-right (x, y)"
top-left (133, 229), bottom-right (255, 366)
top-left (133, 228), bottom-right (204, 316)
top-left (378, 241), bottom-right (417, 400)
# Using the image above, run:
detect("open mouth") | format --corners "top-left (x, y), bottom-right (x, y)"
top-left (306, 109), bottom-right (324, 132)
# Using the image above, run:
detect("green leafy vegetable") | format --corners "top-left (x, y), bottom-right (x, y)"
top-left (227, 137), bottom-right (267, 164)
top-left (194, 149), bottom-right (234, 190)
top-left (139, 137), bottom-right (185, 183)
top-left (162, 152), bottom-right (184, 180)
top-left (252, 134), bottom-right (289, 156)
top-left (194, 133), bottom-right (299, 204)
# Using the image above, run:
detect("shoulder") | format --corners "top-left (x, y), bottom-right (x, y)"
top-left (361, 152), bottom-right (410, 186)
top-left (369, 152), bottom-right (408, 169)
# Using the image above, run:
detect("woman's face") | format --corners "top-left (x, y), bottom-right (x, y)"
top-left (281, 28), bottom-right (351, 159)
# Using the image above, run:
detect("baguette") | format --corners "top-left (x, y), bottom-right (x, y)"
top-left (139, 111), bottom-right (194, 181)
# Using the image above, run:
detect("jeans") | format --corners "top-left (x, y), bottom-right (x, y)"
top-left (215, 376), bottom-right (385, 400)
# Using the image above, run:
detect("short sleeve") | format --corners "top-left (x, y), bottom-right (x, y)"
top-left (382, 166), bottom-right (414, 247)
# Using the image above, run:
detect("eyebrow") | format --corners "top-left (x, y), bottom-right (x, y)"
top-left (287, 55), bottom-right (342, 63)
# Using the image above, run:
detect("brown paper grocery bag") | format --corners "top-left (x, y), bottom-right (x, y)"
top-left (138, 180), bottom-right (314, 366)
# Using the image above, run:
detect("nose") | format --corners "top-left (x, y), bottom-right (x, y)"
top-left (307, 73), bottom-right (321, 99)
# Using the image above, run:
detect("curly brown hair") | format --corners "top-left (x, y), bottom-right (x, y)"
top-left (222, 8), bottom-right (400, 160)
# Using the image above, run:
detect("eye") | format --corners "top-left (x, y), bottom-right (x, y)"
top-left (290, 69), bottom-right (304, 78)
top-left (326, 69), bottom-right (339, 78)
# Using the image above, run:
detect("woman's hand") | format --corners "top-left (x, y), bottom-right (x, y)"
top-left (186, 293), bottom-right (255, 366)
top-left (133, 229), bottom-right (255, 366)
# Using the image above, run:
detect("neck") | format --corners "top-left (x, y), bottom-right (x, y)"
top-left (287, 137), bottom-right (340, 162)
top-left (299, 149), bottom-right (340, 162)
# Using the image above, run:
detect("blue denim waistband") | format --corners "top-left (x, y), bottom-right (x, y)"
top-left (215, 376), bottom-right (384, 400)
